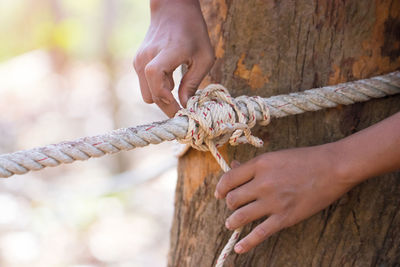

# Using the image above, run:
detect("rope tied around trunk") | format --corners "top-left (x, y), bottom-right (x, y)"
top-left (0, 71), bottom-right (399, 265)
top-left (176, 84), bottom-right (271, 266)
top-left (176, 84), bottom-right (270, 170)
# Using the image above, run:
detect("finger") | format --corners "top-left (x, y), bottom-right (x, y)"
top-left (145, 51), bottom-right (182, 117)
top-left (225, 181), bottom-right (258, 211)
top-left (234, 215), bottom-right (282, 254)
top-left (137, 68), bottom-right (154, 103)
top-left (215, 161), bottom-right (255, 199)
top-left (225, 200), bottom-right (269, 230)
top-left (133, 51), bottom-right (155, 104)
top-left (178, 54), bottom-right (214, 107)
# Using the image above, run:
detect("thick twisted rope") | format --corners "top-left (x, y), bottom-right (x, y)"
top-left (0, 71), bottom-right (398, 179)
top-left (0, 71), bottom-right (399, 266)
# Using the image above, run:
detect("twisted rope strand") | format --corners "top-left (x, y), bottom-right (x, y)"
top-left (175, 85), bottom-right (270, 266)
top-left (185, 71), bottom-right (400, 266)
top-left (0, 71), bottom-right (398, 179)
top-left (0, 72), bottom-right (399, 267)
top-left (0, 117), bottom-right (188, 177)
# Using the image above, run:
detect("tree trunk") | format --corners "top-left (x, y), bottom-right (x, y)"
top-left (168, 0), bottom-right (400, 266)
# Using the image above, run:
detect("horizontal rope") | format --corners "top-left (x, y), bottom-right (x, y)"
top-left (0, 71), bottom-right (399, 178)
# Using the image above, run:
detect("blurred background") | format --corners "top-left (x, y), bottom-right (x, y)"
top-left (0, 0), bottom-right (180, 266)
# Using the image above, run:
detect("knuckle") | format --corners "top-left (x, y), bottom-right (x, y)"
top-left (133, 57), bottom-right (143, 73)
top-left (222, 172), bottom-right (232, 184)
top-left (133, 58), bottom-right (138, 70)
top-left (254, 225), bottom-right (268, 240)
top-left (198, 52), bottom-right (215, 71)
top-left (226, 192), bottom-right (236, 210)
top-left (151, 88), bottom-right (168, 100)
top-left (233, 210), bottom-right (246, 225)
top-left (142, 95), bottom-right (153, 104)
top-left (179, 46), bottom-right (193, 57)
top-left (252, 155), bottom-right (265, 168)
top-left (215, 183), bottom-right (224, 197)
top-left (181, 79), bottom-right (199, 91)
top-left (152, 93), bottom-right (173, 106)
top-left (200, 44), bottom-right (215, 58)
top-left (276, 213), bottom-right (290, 228)
top-left (152, 95), bottom-right (164, 104)
top-left (133, 50), bottom-right (149, 71)
top-left (259, 179), bottom-right (273, 192)
top-left (218, 175), bottom-right (230, 195)
top-left (133, 54), bottom-right (140, 68)
top-left (144, 63), bottom-right (158, 76)
top-left (204, 50), bottom-right (215, 66)
top-left (137, 46), bottom-right (156, 60)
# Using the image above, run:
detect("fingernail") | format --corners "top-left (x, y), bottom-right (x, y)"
top-left (214, 190), bottom-right (219, 198)
top-left (225, 220), bottom-right (230, 229)
top-left (235, 244), bottom-right (243, 253)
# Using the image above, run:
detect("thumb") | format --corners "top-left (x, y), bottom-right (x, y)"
top-left (178, 59), bottom-right (212, 107)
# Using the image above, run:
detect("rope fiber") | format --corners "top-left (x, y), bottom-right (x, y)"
top-left (0, 71), bottom-right (399, 266)
top-left (1, 71), bottom-right (398, 179)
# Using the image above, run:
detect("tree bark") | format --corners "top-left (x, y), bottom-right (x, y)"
top-left (169, 0), bottom-right (400, 266)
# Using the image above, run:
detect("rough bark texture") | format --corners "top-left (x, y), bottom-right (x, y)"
top-left (168, 0), bottom-right (400, 266)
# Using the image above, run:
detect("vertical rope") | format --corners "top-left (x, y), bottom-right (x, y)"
top-left (207, 140), bottom-right (243, 267)
top-left (176, 85), bottom-right (272, 266)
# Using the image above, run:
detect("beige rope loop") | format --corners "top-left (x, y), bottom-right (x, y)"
top-left (175, 84), bottom-right (271, 266)
top-left (176, 84), bottom-right (270, 156)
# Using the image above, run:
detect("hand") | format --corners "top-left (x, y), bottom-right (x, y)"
top-left (134, 0), bottom-right (215, 117)
top-left (214, 144), bottom-right (355, 254)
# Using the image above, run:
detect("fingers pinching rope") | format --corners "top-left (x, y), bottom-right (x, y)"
top-left (175, 84), bottom-right (271, 266)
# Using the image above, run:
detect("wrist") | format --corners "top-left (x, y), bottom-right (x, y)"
top-left (150, 0), bottom-right (199, 13)
top-left (324, 140), bottom-right (369, 187)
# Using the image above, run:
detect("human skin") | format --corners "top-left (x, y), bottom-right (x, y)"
top-left (215, 112), bottom-right (400, 254)
top-left (134, 0), bottom-right (214, 118)
top-left (136, 0), bottom-right (400, 255)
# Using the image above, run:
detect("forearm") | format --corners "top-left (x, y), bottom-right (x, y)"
top-left (150, 0), bottom-right (200, 12)
top-left (333, 112), bottom-right (400, 185)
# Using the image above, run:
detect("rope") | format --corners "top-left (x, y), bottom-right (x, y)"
top-left (176, 85), bottom-right (271, 266)
top-left (176, 84), bottom-right (270, 169)
top-left (0, 71), bottom-right (398, 179)
top-left (0, 71), bottom-right (399, 265)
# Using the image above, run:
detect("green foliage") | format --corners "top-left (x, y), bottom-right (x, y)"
top-left (0, 0), bottom-right (150, 61)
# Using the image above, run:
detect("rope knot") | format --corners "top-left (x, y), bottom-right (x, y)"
top-left (175, 84), bottom-right (270, 265)
top-left (176, 84), bottom-right (270, 155)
